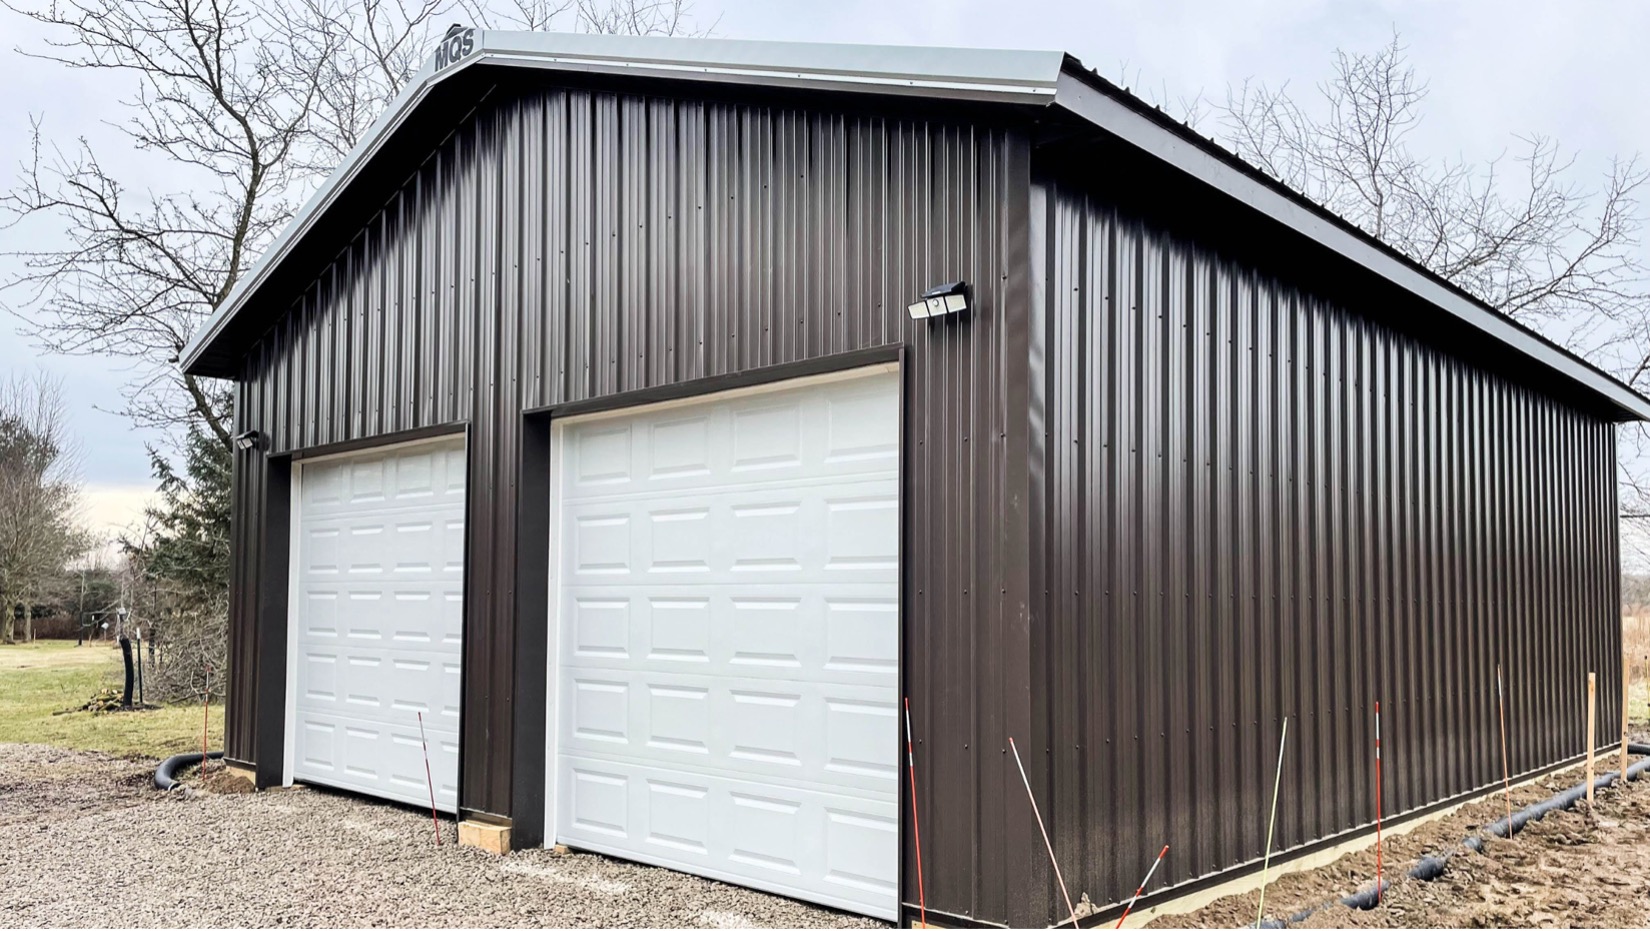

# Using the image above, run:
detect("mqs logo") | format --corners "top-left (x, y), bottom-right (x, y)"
top-left (435, 26), bottom-right (475, 71)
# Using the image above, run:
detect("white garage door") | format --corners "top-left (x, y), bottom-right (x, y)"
top-left (289, 438), bottom-right (466, 812)
top-left (551, 368), bottom-right (901, 919)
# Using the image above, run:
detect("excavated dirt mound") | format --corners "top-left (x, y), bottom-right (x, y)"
top-left (199, 764), bottom-right (254, 794)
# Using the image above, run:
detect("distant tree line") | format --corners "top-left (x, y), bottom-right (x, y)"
top-left (0, 373), bottom-right (89, 643)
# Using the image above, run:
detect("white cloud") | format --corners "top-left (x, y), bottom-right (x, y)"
top-left (75, 483), bottom-right (156, 565)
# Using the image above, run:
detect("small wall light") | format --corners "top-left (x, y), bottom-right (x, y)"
top-left (233, 429), bottom-right (265, 452)
top-left (907, 280), bottom-right (970, 321)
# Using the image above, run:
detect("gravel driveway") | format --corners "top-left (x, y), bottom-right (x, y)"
top-left (0, 744), bottom-right (888, 929)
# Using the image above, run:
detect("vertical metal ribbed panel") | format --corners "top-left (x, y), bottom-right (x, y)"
top-left (224, 381), bottom-right (258, 763)
top-left (231, 87), bottom-right (1047, 925)
top-left (1038, 177), bottom-right (1621, 916)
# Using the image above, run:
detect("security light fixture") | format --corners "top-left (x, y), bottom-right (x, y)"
top-left (907, 280), bottom-right (970, 321)
top-left (233, 429), bottom-right (265, 452)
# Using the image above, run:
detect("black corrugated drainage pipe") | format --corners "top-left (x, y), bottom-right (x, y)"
top-left (1258, 743), bottom-right (1650, 928)
top-left (154, 751), bottom-right (225, 791)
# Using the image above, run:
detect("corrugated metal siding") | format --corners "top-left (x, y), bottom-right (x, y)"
top-left (224, 382), bottom-right (259, 764)
top-left (231, 87), bottom-right (1050, 925)
top-left (1037, 176), bottom-right (1622, 914)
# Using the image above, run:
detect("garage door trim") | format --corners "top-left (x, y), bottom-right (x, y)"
top-left (543, 360), bottom-right (903, 919)
top-left (282, 432), bottom-right (470, 806)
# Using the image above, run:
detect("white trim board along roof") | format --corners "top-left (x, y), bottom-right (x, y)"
top-left (180, 30), bottom-right (1650, 422)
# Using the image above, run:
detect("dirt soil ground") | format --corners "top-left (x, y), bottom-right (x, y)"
top-left (1151, 741), bottom-right (1650, 929)
top-left (0, 743), bottom-right (886, 929)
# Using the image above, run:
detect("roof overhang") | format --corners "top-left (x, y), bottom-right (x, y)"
top-left (180, 31), bottom-right (1650, 422)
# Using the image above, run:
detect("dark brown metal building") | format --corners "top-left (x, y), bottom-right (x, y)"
top-left (181, 31), bottom-right (1649, 928)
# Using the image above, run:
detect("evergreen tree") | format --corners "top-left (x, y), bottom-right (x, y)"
top-left (123, 394), bottom-right (231, 699)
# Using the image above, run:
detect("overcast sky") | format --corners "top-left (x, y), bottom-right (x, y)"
top-left (2, 0), bottom-right (1647, 542)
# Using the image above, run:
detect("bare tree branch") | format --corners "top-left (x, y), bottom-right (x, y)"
top-left (1218, 32), bottom-right (1648, 331)
top-left (3, 0), bottom-right (708, 452)
top-left (0, 0), bottom-right (340, 446)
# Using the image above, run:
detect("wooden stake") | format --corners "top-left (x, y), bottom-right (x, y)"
top-left (1586, 672), bottom-right (1597, 806)
top-left (1008, 736), bottom-right (1078, 928)
top-left (1256, 716), bottom-right (1288, 930)
top-left (1496, 664), bottom-right (1512, 828)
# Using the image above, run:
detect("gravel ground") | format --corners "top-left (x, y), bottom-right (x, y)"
top-left (0, 744), bottom-right (888, 929)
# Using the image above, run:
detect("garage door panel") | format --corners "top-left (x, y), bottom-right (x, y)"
top-left (561, 377), bottom-right (898, 503)
top-left (293, 438), bottom-right (465, 813)
top-left (295, 645), bottom-right (461, 719)
top-left (559, 478), bottom-right (898, 585)
top-left (297, 583), bottom-right (463, 649)
top-left (557, 584), bottom-right (898, 687)
top-left (555, 755), bottom-right (899, 919)
top-left (821, 493), bottom-right (898, 573)
top-left (559, 670), bottom-right (896, 796)
top-left (820, 383), bottom-right (900, 467)
top-left (561, 472), bottom-right (899, 510)
top-left (300, 444), bottom-right (466, 516)
top-left (297, 513), bottom-right (465, 583)
top-left (295, 710), bottom-right (459, 810)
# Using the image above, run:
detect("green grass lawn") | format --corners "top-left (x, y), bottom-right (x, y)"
top-left (0, 640), bottom-right (224, 759)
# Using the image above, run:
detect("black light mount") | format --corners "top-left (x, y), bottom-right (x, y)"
top-left (233, 429), bottom-right (266, 452)
top-left (907, 280), bottom-right (970, 320)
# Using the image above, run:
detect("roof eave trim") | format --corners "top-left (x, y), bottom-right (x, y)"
top-left (1050, 68), bottom-right (1650, 423)
top-left (483, 52), bottom-right (1060, 102)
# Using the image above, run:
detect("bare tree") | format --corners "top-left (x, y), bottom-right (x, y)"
top-left (0, 0), bottom-right (340, 450)
top-left (561, 0), bottom-right (707, 36)
top-left (260, 0), bottom-right (450, 172)
top-left (122, 514), bottom-right (229, 702)
top-left (268, 0), bottom-right (710, 167)
top-left (1219, 33), bottom-right (1647, 329)
top-left (2, 0), bottom-right (707, 453)
top-left (0, 371), bottom-right (90, 643)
